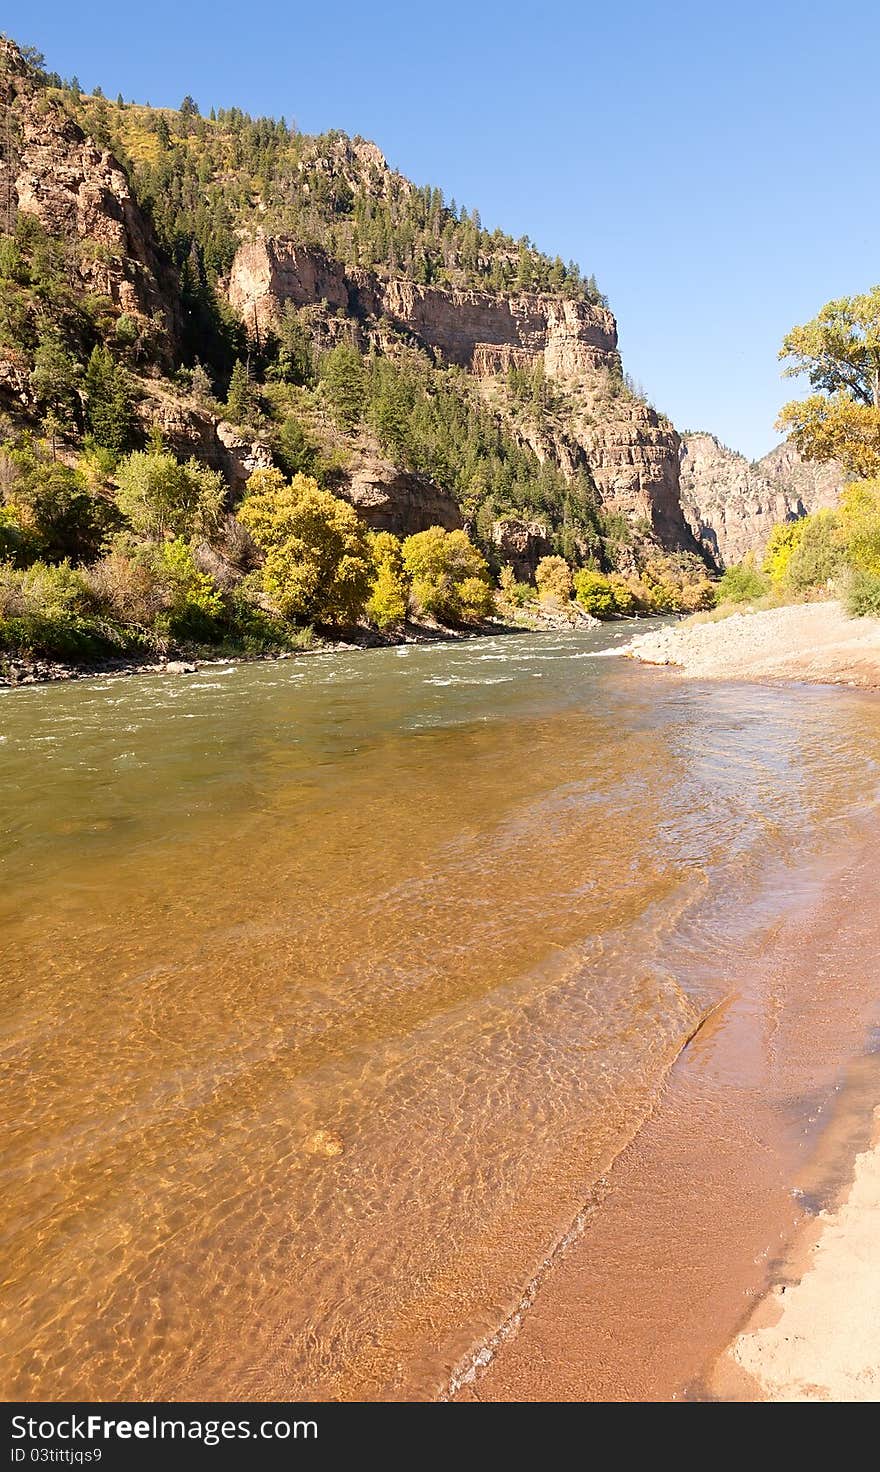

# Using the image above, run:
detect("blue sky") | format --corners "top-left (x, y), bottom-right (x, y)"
top-left (7, 1), bottom-right (877, 457)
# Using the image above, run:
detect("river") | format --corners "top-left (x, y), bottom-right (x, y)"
top-left (2, 624), bottom-right (879, 1399)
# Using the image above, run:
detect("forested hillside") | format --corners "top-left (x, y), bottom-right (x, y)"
top-left (0, 35), bottom-right (796, 672)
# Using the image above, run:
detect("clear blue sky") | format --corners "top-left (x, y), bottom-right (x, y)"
top-left (7, 1), bottom-right (878, 457)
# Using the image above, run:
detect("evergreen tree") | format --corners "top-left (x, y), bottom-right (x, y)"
top-left (29, 334), bottom-right (82, 432)
top-left (84, 346), bottom-right (135, 453)
top-left (320, 343), bottom-right (365, 428)
top-left (225, 359), bottom-right (254, 424)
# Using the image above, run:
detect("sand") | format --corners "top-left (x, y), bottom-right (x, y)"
top-left (712, 1111), bottom-right (880, 1402)
top-left (623, 601), bottom-right (880, 688)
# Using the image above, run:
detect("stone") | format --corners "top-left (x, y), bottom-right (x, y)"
top-left (341, 451), bottom-right (462, 536)
top-left (491, 519), bottom-right (552, 581)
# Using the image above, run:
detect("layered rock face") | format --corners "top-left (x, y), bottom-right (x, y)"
top-left (680, 432), bottom-right (845, 568)
top-left (0, 40), bottom-right (179, 345)
top-left (229, 236), bottom-right (702, 554)
top-left (228, 237), bottom-right (619, 375)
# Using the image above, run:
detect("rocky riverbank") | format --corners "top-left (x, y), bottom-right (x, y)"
top-left (0, 606), bottom-right (599, 688)
top-left (623, 601), bottom-right (880, 689)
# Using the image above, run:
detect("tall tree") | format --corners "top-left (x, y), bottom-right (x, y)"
top-left (777, 286), bottom-right (880, 477)
top-left (84, 346), bottom-right (134, 453)
top-left (225, 359), bottom-right (254, 425)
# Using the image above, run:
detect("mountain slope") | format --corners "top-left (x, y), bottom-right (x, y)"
top-left (0, 32), bottom-right (845, 672)
top-left (680, 432), bottom-right (844, 568)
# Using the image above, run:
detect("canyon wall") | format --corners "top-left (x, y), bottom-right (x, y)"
top-left (680, 432), bottom-right (845, 568)
top-left (229, 236), bottom-right (702, 554)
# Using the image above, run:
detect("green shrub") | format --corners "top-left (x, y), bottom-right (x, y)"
top-left (573, 568), bottom-right (616, 617)
top-left (717, 561), bottom-right (770, 603)
top-left (152, 539), bottom-right (224, 640)
top-left (783, 509), bottom-right (845, 592)
top-left (845, 569), bottom-right (880, 618)
top-left (0, 559), bottom-right (135, 659)
top-left (1, 439), bottom-right (119, 564)
top-left (115, 451), bottom-right (226, 539)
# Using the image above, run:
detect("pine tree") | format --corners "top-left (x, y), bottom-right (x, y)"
top-left (319, 344), bottom-right (365, 428)
top-left (84, 346), bottom-right (134, 453)
top-left (225, 359), bottom-right (253, 424)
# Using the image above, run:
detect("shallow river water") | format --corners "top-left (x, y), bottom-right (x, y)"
top-left (2, 625), bottom-right (879, 1399)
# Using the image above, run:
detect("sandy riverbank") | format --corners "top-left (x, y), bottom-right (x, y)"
top-left (451, 823), bottom-right (880, 1403)
top-left (711, 1109), bottom-right (880, 1401)
top-left (623, 601), bottom-right (880, 688)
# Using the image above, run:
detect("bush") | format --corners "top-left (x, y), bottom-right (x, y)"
top-left (238, 470), bottom-right (373, 625)
top-left (1, 439), bottom-right (119, 563)
top-left (783, 509), bottom-right (845, 592)
top-left (85, 546), bottom-right (163, 626)
top-left (845, 569), bottom-right (880, 618)
top-left (677, 577), bottom-right (717, 613)
top-left (763, 520), bottom-right (806, 585)
top-left (151, 538), bottom-right (224, 640)
top-left (606, 574), bottom-right (637, 616)
top-left (276, 416), bottom-right (320, 479)
top-left (0, 559), bottom-right (89, 621)
top-left (498, 564), bottom-right (537, 608)
top-left (573, 568), bottom-right (616, 617)
top-left (222, 587), bottom-right (305, 653)
top-left (0, 559), bottom-right (129, 659)
top-left (115, 451), bottom-right (226, 539)
top-left (402, 526), bottom-right (493, 624)
top-left (717, 561), bottom-right (770, 603)
top-left (366, 531), bottom-right (409, 629)
top-left (0, 505), bottom-right (35, 564)
top-left (535, 555), bottom-right (573, 604)
top-left (840, 479), bottom-right (880, 574)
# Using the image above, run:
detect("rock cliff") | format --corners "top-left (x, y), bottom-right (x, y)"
top-left (0, 39), bottom-right (180, 347)
top-left (680, 432), bottom-right (845, 568)
top-left (0, 37), bottom-right (845, 574)
top-left (229, 236), bottom-right (702, 554)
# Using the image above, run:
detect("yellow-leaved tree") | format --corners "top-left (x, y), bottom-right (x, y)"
top-left (401, 526), bottom-right (494, 625)
top-left (777, 286), bottom-right (880, 477)
top-left (238, 469), bottom-right (373, 625)
top-left (366, 531), bottom-right (410, 629)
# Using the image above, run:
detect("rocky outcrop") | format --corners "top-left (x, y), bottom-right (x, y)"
top-left (578, 400), bottom-right (690, 548)
top-left (0, 39), bottom-right (180, 347)
top-left (491, 519), bottom-right (552, 580)
top-left (228, 236), bottom-right (703, 555)
top-left (680, 432), bottom-right (845, 568)
top-left (134, 384), bottom-right (274, 493)
top-left (339, 451), bottom-right (462, 536)
top-left (229, 237), bottom-right (619, 378)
